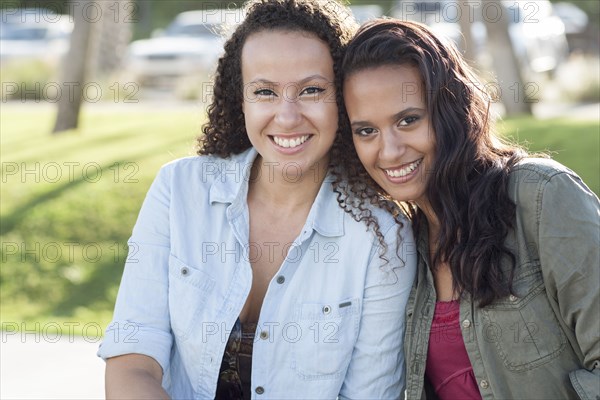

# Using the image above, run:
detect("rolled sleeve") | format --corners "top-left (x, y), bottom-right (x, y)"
top-left (97, 165), bottom-right (174, 374)
top-left (339, 219), bottom-right (417, 399)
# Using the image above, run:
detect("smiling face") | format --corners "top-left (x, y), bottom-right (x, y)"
top-left (241, 30), bottom-right (338, 179)
top-left (344, 65), bottom-right (435, 207)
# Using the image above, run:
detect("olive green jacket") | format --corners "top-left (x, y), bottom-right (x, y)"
top-left (404, 159), bottom-right (600, 399)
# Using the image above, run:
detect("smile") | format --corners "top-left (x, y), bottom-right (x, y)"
top-left (271, 135), bottom-right (311, 149)
top-left (384, 158), bottom-right (423, 178)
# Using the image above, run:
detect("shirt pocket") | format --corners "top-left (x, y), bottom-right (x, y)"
top-left (482, 265), bottom-right (567, 371)
top-left (168, 254), bottom-right (216, 340)
top-left (291, 298), bottom-right (360, 381)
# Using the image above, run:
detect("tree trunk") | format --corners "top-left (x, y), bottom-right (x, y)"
top-left (483, 0), bottom-right (531, 115)
top-left (457, 1), bottom-right (476, 64)
top-left (52, 0), bottom-right (94, 134)
top-left (88, 0), bottom-right (133, 80)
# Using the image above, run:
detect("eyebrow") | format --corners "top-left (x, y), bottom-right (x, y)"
top-left (248, 74), bottom-right (331, 86)
top-left (350, 107), bottom-right (425, 128)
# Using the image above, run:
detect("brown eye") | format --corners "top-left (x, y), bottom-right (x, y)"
top-left (254, 89), bottom-right (276, 96)
top-left (398, 116), bottom-right (419, 126)
top-left (354, 127), bottom-right (376, 137)
top-left (301, 86), bottom-right (325, 95)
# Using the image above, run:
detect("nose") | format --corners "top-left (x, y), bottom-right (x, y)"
top-left (379, 129), bottom-right (406, 162)
top-left (274, 97), bottom-right (303, 129)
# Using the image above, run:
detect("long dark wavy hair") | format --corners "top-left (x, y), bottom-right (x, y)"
top-left (340, 19), bottom-right (529, 307)
top-left (197, 0), bottom-right (406, 256)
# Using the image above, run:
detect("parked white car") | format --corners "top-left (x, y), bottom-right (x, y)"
top-left (552, 2), bottom-right (588, 34)
top-left (349, 5), bottom-right (384, 23)
top-left (126, 9), bottom-right (244, 86)
top-left (0, 8), bottom-right (73, 66)
top-left (392, 0), bottom-right (568, 75)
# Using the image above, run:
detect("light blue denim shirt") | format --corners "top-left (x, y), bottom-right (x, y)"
top-left (98, 148), bottom-right (417, 400)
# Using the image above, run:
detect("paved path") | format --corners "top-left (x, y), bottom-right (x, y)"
top-left (1, 332), bottom-right (104, 399)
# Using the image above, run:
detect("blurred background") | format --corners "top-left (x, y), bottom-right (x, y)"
top-left (1, 0), bottom-right (598, 398)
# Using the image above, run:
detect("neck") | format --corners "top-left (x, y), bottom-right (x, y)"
top-left (416, 199), bottom-right (441, 253)
top-left (248, 156), bottom-right (327, 213)
top-left (416, 199), bottom-right (439, 235)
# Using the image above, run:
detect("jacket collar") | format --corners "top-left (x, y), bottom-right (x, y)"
top-left (209, 148), bottom-right (344, 237)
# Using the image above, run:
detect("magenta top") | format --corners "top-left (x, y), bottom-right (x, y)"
top-left (425, 300), bottom-right (482, 399)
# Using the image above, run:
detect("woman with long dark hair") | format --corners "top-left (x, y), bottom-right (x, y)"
top-left (340, 18), bottom-right (599, 399)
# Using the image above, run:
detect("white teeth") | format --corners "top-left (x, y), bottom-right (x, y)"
top-left (385, 158), bottom-right (423, 178)
top-left (273, 135), bottom-right (309, 148)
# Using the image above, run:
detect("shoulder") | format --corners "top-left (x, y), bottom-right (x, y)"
top-left (357, 201), bottom-right (414, 265)
top-left (329, 178), bottom-right (409, 236)
top-left (334, 186), bottom-right (410, 238)
top-left (369, 202), bottom-right (412, 237)
top-left (508, 158), bottom-right (584, 200)
top-left (158, 150), bottom-right (252, 185)
top-left (509, 157), bottom-right (576, 183)
top-left (508, 158), bottom-right (598, 220)
top-left (160, 153), bottom-right (233, 174)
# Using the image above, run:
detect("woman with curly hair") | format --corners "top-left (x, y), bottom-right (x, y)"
top-left (99, 2), bottom-right (416, 399)
top-left (341, 19), bottom-right (599, 399)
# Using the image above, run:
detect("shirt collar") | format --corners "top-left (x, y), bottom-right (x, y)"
top-left (208, 147), bottom-right (257, 208)
top-left (304, 173), bottom-right (345, 237)
top-left (208, 147), bottom-right (344, 238)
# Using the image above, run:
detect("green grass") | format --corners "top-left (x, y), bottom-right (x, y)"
top-left (499, 116), bottom-right (599, 195)
top-left (1, 105), bottom-right (598, 335)
top-left (1, 105), bottom-right (202, 335)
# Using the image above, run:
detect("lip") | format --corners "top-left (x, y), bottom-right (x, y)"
top-left (381, 158), bottom-right (423, 184)
top-left (269, 134), bottom-right (313, 155)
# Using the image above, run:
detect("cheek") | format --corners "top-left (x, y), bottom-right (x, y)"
top-left (242, 102), bottom-right (269, 129)
top-left (351, 138), bottom-right (372, 168)
top-left (306, 102), bottom-right (338, 136)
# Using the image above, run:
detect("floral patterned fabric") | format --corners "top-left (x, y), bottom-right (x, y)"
top-left (215, 319), bottom-right (257, 400)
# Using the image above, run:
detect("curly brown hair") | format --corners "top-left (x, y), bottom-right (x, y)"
top-left (340, 19), bottom-right (530, 306)
top-left (197, 0), bottom-right (356, 158)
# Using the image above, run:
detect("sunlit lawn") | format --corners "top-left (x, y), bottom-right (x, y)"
top-left (500, 116), bottom-right (599, 195)
top-left (1, 104), bottom-right (598, 334)
top-left (1, 104), bottom-right (203, 334)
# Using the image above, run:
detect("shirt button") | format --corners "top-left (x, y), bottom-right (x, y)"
top-left (276, 275), bottom-right (285, 284)
top-left (461, 319), bottom-right (471, 328)
top-left (255, 386), bottom-right (265, 394)
top-left (259, 331), bottom-right (269, 340)
top-left (480, 379), bottom-right (489, 389)
top-left (181, 267), bottom-right (189, 276)
top-left (509, 294), bottom-right (518, 302)
top-left (322, 305), bottom-right (332, 315)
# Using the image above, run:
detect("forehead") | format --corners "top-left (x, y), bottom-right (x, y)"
top-left (241, 30), bottom-right (334, 82)
top-left (344, 65), bottom-right (425, 109)
top-left (346, 64), bottom-right (423, 93)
